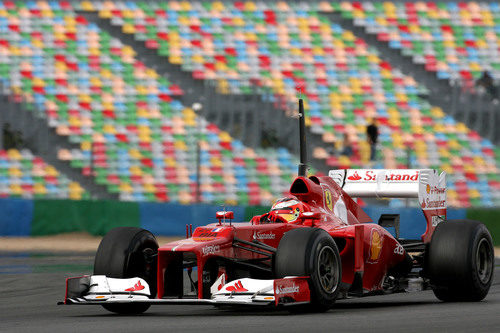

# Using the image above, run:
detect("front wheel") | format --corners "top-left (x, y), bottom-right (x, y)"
top-left (94, 227), bottom-right (159, 314)
top-left (274, 228), bottom-right (341, 312)
top-left (426, 220), bottom-right (494, 302)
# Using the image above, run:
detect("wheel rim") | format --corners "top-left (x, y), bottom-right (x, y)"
top-left (476, 238), bottom-right (493, 284)
top-left (317, 246), bottom-right (339, 293)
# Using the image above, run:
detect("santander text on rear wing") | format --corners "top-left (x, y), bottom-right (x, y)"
top-left (329, 169), bottom-right (446, 242)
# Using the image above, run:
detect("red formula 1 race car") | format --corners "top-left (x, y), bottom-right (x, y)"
top-left (60, 101), bottom-right (494, 314)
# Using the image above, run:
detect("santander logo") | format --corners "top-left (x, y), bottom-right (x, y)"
top-left (347, 170), bottom-right (419, 182)
top-left (275, 284), bottom-right (300, 295)
top-left (226, 280), bottom-right (248, 293)
top-left (125, 280), bottom-right (145, 292)
top-left (347, 171), bottom-right (362, 181)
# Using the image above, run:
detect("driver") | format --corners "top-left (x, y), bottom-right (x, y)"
top-left (266, 196), bottom-right (308, 223)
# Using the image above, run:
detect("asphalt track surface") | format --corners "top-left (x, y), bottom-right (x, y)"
top-left (1, 252), bottom-right (500, 333)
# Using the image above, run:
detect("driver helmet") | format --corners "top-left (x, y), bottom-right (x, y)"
top-left (270, 197), bottom-right (307, 223)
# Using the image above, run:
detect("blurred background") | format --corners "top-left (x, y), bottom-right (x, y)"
top-left (0, 0), bottom-right (498, 243)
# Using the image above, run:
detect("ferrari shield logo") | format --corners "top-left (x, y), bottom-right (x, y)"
top-left (324, 189), bottom-right (333, 212)
top-left (368, 229), bottom-right (383, 263)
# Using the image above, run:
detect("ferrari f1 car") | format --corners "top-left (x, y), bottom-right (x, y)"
top-left (60, 100), bottom-right (494, 314)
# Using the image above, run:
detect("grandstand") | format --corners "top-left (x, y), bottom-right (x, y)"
top-left (0, 1), bottom-right (498, 208)
top-left (0, 148), bottom-right (87, 199)
top-left (335, 1), bottom-right (500, 82)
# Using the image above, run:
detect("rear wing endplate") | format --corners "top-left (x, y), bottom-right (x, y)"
top-left (329, 169), bottom-right (446, 242)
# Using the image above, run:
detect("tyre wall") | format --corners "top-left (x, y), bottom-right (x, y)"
top-left (0, 198), bottom-right (498, 245)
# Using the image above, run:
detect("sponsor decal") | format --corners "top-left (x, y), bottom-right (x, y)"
top-left (428, 186), bottom-right (446, 195)
top-left (348, 170), bottom-right (419, 182)
top-left (211, 228), bottom-right (224, 232)
top-left (368, 229), bottom-right (383, 263)
top-left (197, 232), bottom-right (218, 238)
top-left (226, 280), bottom-right (248, 293)
top-left (423, 198), bottom-right (446, 209)
top-left (253, 232), bottom-right (276, 240)
top-left (394, 244), bottom-right (404, 255)
top-left (431, 215), bottom-right (445, 227)
top-left (125, 280), bottom-right (145, 292)
top-left (95, 295), bottom-right (105, 299)
top-left (202, 244), bottom-right (220, 256)
top-left (347, 171), bottom-right (362, 181)
top-left (193, 237), bottom-right (217, 242)
top-left (324, 188), bottom-right (333, 212)
top-left (273, 278), bottom-right (310, 305)
top-left (275, 284), bottom-right (300, 295)
top-left (420, 179), bottom-right (446, 211)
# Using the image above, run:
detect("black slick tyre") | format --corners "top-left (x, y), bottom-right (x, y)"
top-left (426, 220), bottom-right (494, 302)
top-left (94, 227), bottom-right (159, 314)
top-left (274, 228), bottom-right (341, 312)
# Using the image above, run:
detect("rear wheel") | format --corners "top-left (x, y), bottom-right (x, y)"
top-left (94, 227), bottom-right (158, 314)
top-left (426, 220), bottom-right (494, 302)
top-left (274, 228), bottom-right (341, 312)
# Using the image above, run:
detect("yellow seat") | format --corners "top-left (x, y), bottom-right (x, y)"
top-left (81, 1), bottom-right (95, 11)
top-left (448, 139), bottom-right (461, 150)
top-left (212, 1), bottom-right (225, 11)
top-left (468, 189), bottom-right (480, 199)
top-left (9, 184), bottom-right (22, 195)
top-left (45, 166), bottom-right (59, 177)
top-left (78, 94), bottom-right (92, 103)
top-left (338, 155), bottom-right (351, 164)
top-left (129, 166), bottom-right (143, 176)
top-left (210, 157), bottom-right (223, 167)
top-left (33, 183), bottom-right (47, 195)
top-left (103, 124), bottom-right (116, 134)
top-left (441, 164), bottom-right (454, 175)
top-left (7, 149), bottom-right (21, 160)
top-left (143, 183), bottom-right (156, 193)
top-left (455, 123), bottom-right (468, 133)
top-left (447, 189), bottom-right (457, 199)
top-left (137, 125), bottom-right (151, 136)
top-left (129, 149), bottom-right (142, 159)
top-left (179, 191), bottom-right (192, 204)
top-left (69, 191), bottom-right (82, 200)
top-left (8, 168), bottom-right (23, 177)
top-left (174, 140), bottom-right (188, 151)
top-left (80, 141), bottom-right (92, 151)
top-left (68, 116), bottom-right (81, 127)
top-left (164, 157), bottom-right (176, 167)
top-left (122, 46), bottom-right (136, 57)
top-left (138, 134), bottom-right (151, 143)
top-left (68, 182), bottom-right (83, 191)
top-left (122, 24), bottom-right (135, 34)
top-left (99, 9), bottom-right (112, 19)
top-left (219, 131), bottom-right (232, 142)
top-left (119, 183), bottom-right (133, 193)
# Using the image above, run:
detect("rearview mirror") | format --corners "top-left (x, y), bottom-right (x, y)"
top-left (216, 211), bottom-right (234, 220)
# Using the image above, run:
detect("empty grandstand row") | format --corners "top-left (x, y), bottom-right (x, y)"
top-left (0, 1), bottom-right (498, 208)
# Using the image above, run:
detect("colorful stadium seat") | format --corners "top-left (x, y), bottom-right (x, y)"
top-left (0, 148), bottom-right (87, 199)
top-left (86, 0), bottom-right (500, 207)
top-left (0, 0), bottom-right (298, 204)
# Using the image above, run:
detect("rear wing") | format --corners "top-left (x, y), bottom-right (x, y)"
top-left (328, 169), bottom-right (446, 242)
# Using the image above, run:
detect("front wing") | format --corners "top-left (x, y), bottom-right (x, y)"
top-left (60, 275), bottom-right (311, 307)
